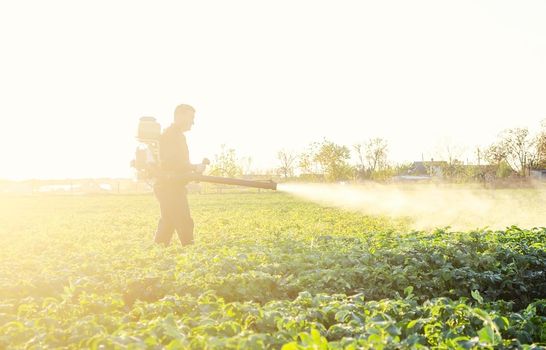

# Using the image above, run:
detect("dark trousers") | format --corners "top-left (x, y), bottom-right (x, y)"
top-left (153, 183), bottom-right (194, 246)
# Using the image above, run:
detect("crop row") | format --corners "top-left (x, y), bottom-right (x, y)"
top-left (2, 290), bottom-right (545, 349)
top-left (0, 194), bottom-right (545, 348)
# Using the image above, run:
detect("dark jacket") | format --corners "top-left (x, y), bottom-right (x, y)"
top-left (158, 125), bottom-right (191, 175)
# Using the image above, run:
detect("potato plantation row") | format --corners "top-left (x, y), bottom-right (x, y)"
top-left (0, 194), bottom-right (544, 349)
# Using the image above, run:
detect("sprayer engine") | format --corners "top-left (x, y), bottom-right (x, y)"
top-left (130, 117), bottom-right (161, 181)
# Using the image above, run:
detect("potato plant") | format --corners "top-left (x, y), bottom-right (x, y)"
top-left (0, 193), bottom-right (544, 349)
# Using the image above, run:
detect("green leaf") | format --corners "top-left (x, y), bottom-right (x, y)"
top-left (407, 319), bottom-right (419, 329)
top-left (471, 290), bottom-right (484, 304)
top-left (478, 326), bottom-right (494, 344)
top-left (493, 316), bottom-right (510, 331)
top-left (281, 343), bottom-right (299, 350)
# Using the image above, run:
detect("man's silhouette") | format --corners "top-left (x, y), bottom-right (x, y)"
top-left (154, 104), bottom-right (203, 245)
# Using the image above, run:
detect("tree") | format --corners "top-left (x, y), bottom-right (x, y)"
top-left (277, 149), bottom-right (297, 178)
top-left (498, 128), bottom-right (539, 176)
top-left (483, 142), bottom-right (512, 179)
top-left (352, 143), bottom-right (367, 180)
top-left (313, 139), bottom-right (353, 181)
top-left (433, 138), bottom-right (466, 179)
top-left (353, 138), bottom-right (389, 179)
top-left (208, 145), bottom-right (242, 177)
top-left (239, 156), bottom-right (253, 175)
top-left (536, 119), bottom-right (546, 168)
top-left (298, 142), bottom-right (320, 176)
top-left (364, 138), bottom-right (389, 172)
top-left (484, 143), bottom-right (507, 166)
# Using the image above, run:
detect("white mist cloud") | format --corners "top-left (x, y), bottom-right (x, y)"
top-left (279, 182), bottom-right (546, 231)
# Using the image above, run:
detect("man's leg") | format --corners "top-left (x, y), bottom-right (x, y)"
top-left (154, 217), bottom-right (175, 245)
top-left (173, 188), bottom-right (194, 246)
top-left (154, 185), bottom-right (175, 245)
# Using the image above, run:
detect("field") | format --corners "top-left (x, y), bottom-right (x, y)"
top-left (0, 192), bottom-right (545, 349)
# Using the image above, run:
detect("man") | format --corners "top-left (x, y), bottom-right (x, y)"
top-left (154, 104), bottom-right (204, 246)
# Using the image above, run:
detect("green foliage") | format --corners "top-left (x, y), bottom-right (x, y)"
top-left (0, 194), bottom-right (545, 348)
top-left (313, 140), bottom-right (353, 181)
top-left (496, 160), bottom-right (514, 178)
top-left (299, 140), bottom-right (354, 181)
top-left (208, 145), bottom-right (242, 177)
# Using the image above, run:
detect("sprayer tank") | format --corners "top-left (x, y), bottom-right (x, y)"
top-left (137, 117), bottom-right (161, 141)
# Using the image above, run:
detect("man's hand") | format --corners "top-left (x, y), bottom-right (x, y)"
top-left (193, 164), bottom-right (207, 174)
top-left (193, 158), bottom-right (210, 174)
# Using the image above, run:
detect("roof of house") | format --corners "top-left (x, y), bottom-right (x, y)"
top-left (412, 161), bottom-right (448, 166)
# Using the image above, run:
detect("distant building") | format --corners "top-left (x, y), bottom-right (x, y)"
top-left (530, 169), bottom-right (546, 180)
top-left (409, 161), bottom-right (448, 177)
top-left (392, 175), bottom-right (432, 182)
top-left (391, 160), bottom-right (448, 182)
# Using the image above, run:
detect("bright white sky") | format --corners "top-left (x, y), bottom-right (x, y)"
top-left (1, 0), bottom-right (545, 179)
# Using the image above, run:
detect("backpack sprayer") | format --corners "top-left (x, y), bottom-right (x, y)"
top-left (131, 117), bottom-right (277, 190)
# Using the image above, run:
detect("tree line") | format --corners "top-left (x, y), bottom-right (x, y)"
top-left (209, 121), bottom-right (546, 182)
